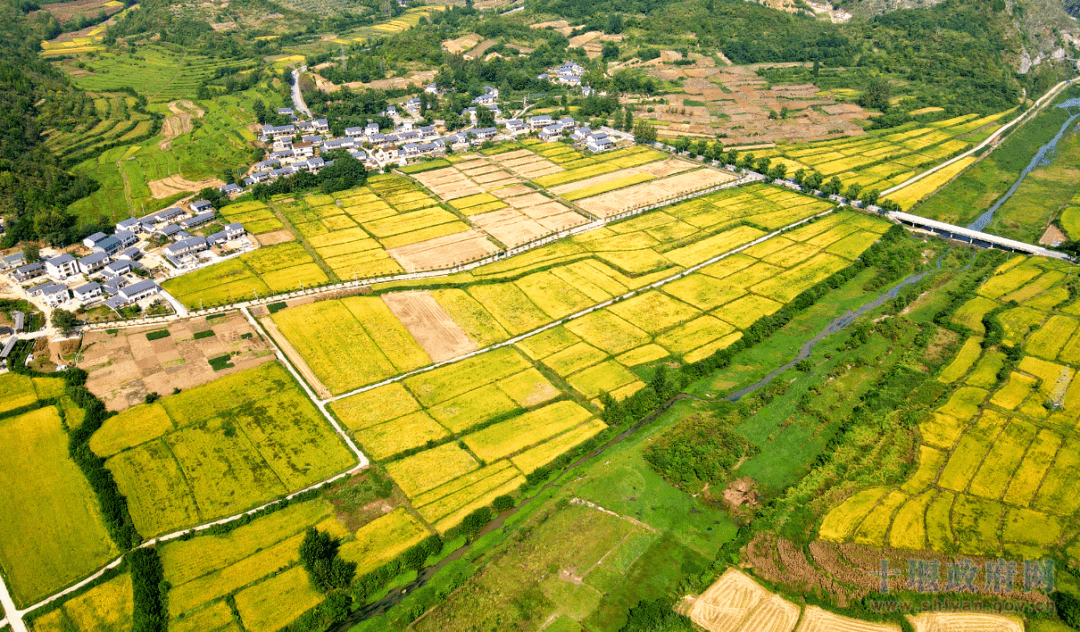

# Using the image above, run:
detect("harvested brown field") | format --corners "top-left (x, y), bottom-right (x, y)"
top-left (81, 312), bottom-right (274, 410)
top-left (488, 149), bottom-right (564, 179)
top-left (796, 606), bottom-right (899, 632)
top-left (255, 229), bottom-right (295, 246)
top-left (576, 168), bottom-right (736, 217)
top-left (149, 174), bottom-right (225, 199)
top-left (411, 167), bottom-right (485, 200)
top-left (159, 100), bottom-right (204, 151)
top-left (443, 33), bottom-right (480, 54)
top-left (907, 614), bottom-right (1023, 632)
top-left (387, 229), bottom-right (500, 272)
top-left (335, 70), bottom-right (436, 92)
top-left (381, 291), bottom-right (476, 362)
top-left (683, 569), bottom-right (767, 632)
top-left (35, 0), bottom-right (122, 24)
top-left (529, 18), bottom-right (574, 35)
top-left (548, 157), bottom-right (696, 197)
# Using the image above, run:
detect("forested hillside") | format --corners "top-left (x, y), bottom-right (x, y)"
top-left (0, 0), bottom-right (100, 246)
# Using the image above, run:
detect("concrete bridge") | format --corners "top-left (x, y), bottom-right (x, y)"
top-left (888, 211), bottom-right (1073, 261)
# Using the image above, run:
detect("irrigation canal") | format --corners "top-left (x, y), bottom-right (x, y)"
top-left (330, 250), bottom-right (957, 631)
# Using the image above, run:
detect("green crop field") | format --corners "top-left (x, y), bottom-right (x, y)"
top-left (0, 378), bottom-right (120, 606)
top-left (67, 87), bottom-right (276, 226)
top-left (819, 254), bottom-right (1080, 563)
top-left (103, 362), bottom-right (354, 536)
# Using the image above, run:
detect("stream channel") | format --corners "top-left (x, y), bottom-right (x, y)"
top-left (332, 253), bottom-right (949, 631)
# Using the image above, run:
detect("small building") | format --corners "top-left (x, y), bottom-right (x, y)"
top-left (190, 200), bottom-right (213, 213)
top-left (528, 115), bottom-right (553, 131)
top-left (77, 251), bottom-right (110, 275)
top-left (115, 279), bottom-right (160, 305)
top-left (12, 262), bottom-right (44, 283)
top-left (32, 282), bottom-right (71, 308)
top-left (571, 126), bottom-right (592, 141)
top-left (12, 311), bottom-right (24, 332)
top-left (115, 217), bottom-right (142, 233)
top-left (180, 212), bottom-right (216, 230)
top-left (312, 118), bottom-right (329, 133)
top-left (470, 127), bottom-right (498, 142)
top-left (157, 224), bottom-right (184, 240)
top-left (116, 247), bottom-right (142, 261)
top-left (425, 83), bottom-right (439, 94)
top-left (82, 232), bottom-right (108, 249)
top-left (114, 231), bottom-right (138, 249)
top-left (0, 337), bottom-right (17, 360)
top-left (539, 124), bottom-right (563, 142)
top-left (0, 252), bottom-right (25, 270)
top-left (92, 236), bottom-right (123, 256)
top-left (220, 183), bottom-right (242, 198)
top-left (102, 277), bottom-right (128, 296)
top-left (73, 282), bottom-right (102, 303)
top-left (504, 119), bottom-right (527, 134)
top-left (587, 134), bottom-right (614, 153)
top-left (45, 254), bottom-right (78, 280)
top-left (164, 237), bottom-right (209, 259)
top-left (102, 259), bottom-right (142, 278)
top-left (278, 107), bottom-right (294, 117)
top-left (365, 122), bottom-right (380, 136)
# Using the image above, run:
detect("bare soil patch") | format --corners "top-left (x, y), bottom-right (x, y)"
top-left (337, 70), bottom-right (436, 93)
top-left (682, 568), bottom-right (798, 632)
top-left (1039, 224), bottom-right (1067, 246)
top-left (82, 312), bottom-right (275, 410)
top-left (256, 229), bottom-right (295, 246)
top-left (381, 291), bottom-right (477, 362)
top-left (159, 100), bottom-right (204, 151)
top-left (387, 229), bottom-right (501, 272)
top-left (576, 168), bottom-right (735, 217)
top-left (35, 0), bottom-right (121, 24)
top-left (796, 606), bottom-right (898, 632)
top-left (907, 614), bottom-right (1023, 632)
top-left (470, 208), bottom-right (552, 247)
top-left (149, 174), bottom-right (225, 199)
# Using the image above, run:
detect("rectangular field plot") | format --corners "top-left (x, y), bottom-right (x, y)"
top-left (270, 297), bottom-right (430, 394)
top-left (339, 508), bottom-right (431, 575)
top-left (105, 363), bottom-right (354, 537)
top-left (0, 405), bottom-right (120, 606)
top-left (413, 461), bottom-right (526, 533)
top-left (462, 400), bottom-right (594, 462)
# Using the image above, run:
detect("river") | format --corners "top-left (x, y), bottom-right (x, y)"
top-left (967, 98), bottom-right (1080, 232)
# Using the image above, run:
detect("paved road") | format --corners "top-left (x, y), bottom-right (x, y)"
top-left (882, 78), bottom-right (1075, 196)
top-left (290, 68), bottom-right (312, 118)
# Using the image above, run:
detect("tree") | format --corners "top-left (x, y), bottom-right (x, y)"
top-left (755, 156), bottom-right (771, 173)
top-left (604, 13), bottom-right (623, 34)
top-left (22, 243), bottom-right (39, 263)
top-left (792, 168), bottom-right (806, 185)
top-left (780, 105), bottom-right (789, 119)
top-left (846, 182), bottom-right (863, 200)
top-left (477, 106), bottom-right (495, 128)
top-left (612, 108), bottom-right (624, 130)
top-left (694, 139), bottom-right (709, 157)
top-left (52, 309), bottom-right (77, 335)
top-left (623, 106), bottom-right (633, 132)
top-left (601, 41), bottom-right (619, 61)
top-left (299, 527), bottom-right (356, 593)
top-left (861, 188), bottom-right (880, 206)
top-left (821, 176), bottom-right (843, 196)
top-left (726, 148), bottom-right (739, 165)
top-left (769, 163), bottom-right (787, 180)
top-left (804, 171), bottom-right (824, 190)
top-left (633, 120), bottom-right (657, 144)
top-left (858, 78), bottom-right (892, 112)
top-left (739, 152), bottom-right (756, 169)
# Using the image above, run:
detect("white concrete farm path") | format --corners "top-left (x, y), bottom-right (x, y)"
top-left (323, 207), bottom-right (836, 405)
top-left (0, 189), bottom-right (819, 631)
top-left (78, 173), bottom-right (762, 335)
top-left (882, 78), bottom-right (1077, 196)
top-left (0, 313), bottom-right (369, 632)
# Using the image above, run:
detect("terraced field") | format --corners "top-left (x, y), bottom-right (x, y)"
top-left (760, 111), bottom-right (1012, 200)
top-left (820, 255), bottom-right (1080, 561)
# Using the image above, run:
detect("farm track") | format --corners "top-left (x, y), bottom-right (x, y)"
top-left (882, 78), bottom-right (1076, 197)
top-left (6, 90), bottom-right (1068, 625)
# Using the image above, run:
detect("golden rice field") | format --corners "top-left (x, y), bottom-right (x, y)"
top-left (0, 375), bottom-right (120, 607)
top-left (99, 362), bottom-right (355, 537)
top-left (820, 255), bottom-right (1080, 561)
top-left (762, 111), bottom-right (1011, 195)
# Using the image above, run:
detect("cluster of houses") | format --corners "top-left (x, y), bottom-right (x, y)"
top-left (538, 61), bottom-right (586, 88)
top-left (222, 72), bottom-right (619, 199)
top-left (3, 200), bottom-right (249, 314)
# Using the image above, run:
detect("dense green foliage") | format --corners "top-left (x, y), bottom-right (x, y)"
top-left (0, 0), bottom-right (100, 246)
top-left (299, 527), bottom-right (357, 593)
top-left (619, 598), bottom-right (695, 632)
top-left (643, 411), bottom-right (758, 493)
top-left (130, 548), bottom-right (167, 632)
top-left (250, 153), bottom-right (367, 198)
